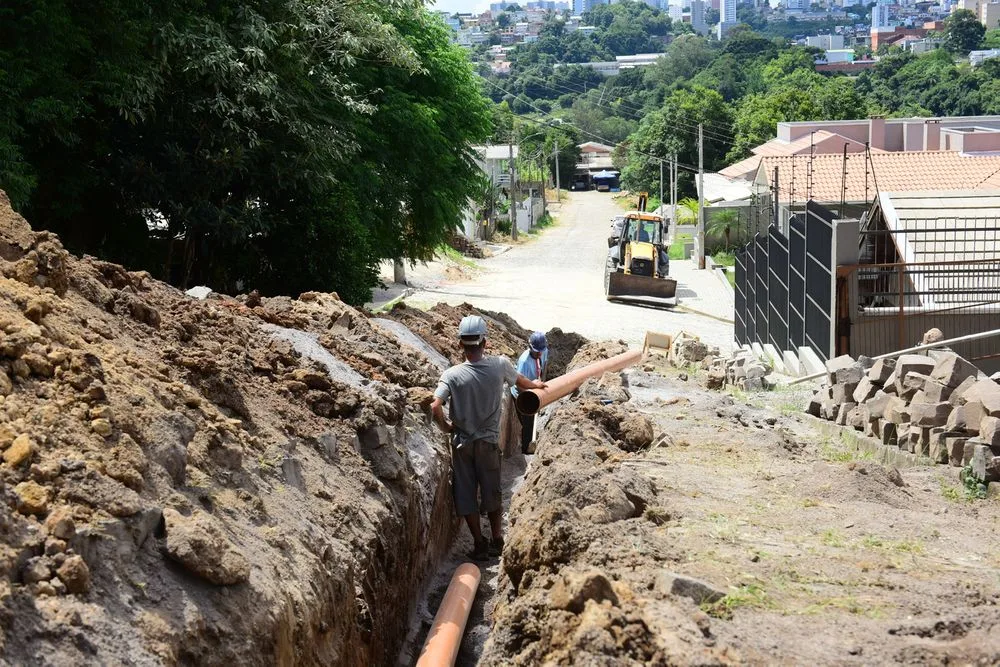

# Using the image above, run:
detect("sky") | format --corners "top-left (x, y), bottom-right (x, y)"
top-left (427, 0), bottom-right (491, 15)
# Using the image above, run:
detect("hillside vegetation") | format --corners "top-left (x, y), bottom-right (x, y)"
top-left (482, 2), bottom-right (1000, 196)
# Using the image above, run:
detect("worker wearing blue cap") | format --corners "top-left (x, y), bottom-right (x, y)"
top-left (512, 332), bottom-right (548, 454)
top-left (431, 315), bottom-right (546, 561)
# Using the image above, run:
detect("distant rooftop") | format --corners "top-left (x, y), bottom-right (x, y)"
top-left (755, 151), bottom-right (1000, 204)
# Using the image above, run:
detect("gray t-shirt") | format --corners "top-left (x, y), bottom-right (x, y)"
top-left (434, 356), bottom-right (518, 443)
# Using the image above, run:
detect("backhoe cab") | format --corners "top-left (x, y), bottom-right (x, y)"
top-left (604, 192), bottom-right (678, 305)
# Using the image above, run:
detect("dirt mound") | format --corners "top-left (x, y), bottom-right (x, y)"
top-left (567, 340), bottom-right (630, 373)
top-left (812, 461), bottom-right (912, 509)
top-left (0, 190), bottom-right (455, 665)
top-left (385, 302), bottom-right (587, 377)
top-left (481, 348), bottom-right (733, 666)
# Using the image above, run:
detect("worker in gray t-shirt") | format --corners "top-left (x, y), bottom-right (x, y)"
top-left (431, 315), bottom-right (546, 561)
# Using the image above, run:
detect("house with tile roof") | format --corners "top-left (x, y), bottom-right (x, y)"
top-left (751, 151), bottom-right (1000, 227)
top-left (718, 116), bottom-right (1000, 184)
top-left (733, 154), bottom-right (1000, 371)
top-left (845, 190), bottom-right (1000, 369)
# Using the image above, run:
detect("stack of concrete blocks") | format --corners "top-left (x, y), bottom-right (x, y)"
top-left (807, 351), bottom-right (1000, 484)
top-left (702, 347), bottom-right (772, 392)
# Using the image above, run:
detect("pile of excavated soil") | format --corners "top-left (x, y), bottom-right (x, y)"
top-left (485, 355), bottom-right (1000, 666)
top-left (0, 190), bottom-right (457, 665)
top-left (385, 303), bottom-right (586, 377)
top-left (481, 348), bottom-right (730, 666)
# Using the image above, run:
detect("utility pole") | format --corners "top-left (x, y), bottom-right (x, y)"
top-left (697, 124), bottom-right (705, 270)
top-left (554, 137), bottom-right (561, 202)
top-left (509, 130), bottom-right (518, 241)
top-left (539, 153), bottom-right (547, 216)
top-left (671, 153), bottom-right (677, 241)
top-left (659, 159), bottom-right (664, 218)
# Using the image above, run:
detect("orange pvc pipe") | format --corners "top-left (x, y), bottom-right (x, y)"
top-left (515, 349), bottom-right (642, 416)
top-left (416, 563), bottom-right (482, 667)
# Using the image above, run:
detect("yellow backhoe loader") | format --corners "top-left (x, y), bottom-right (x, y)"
top-left (604, 193), bottom-right (678, 305)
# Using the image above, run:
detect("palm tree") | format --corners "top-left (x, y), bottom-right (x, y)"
top-left (474, 177), bottom-right (501, 237)
top-left (707, 209), bottom-right (740, 251)
top-left (677, 197), bottom-right (699, 224)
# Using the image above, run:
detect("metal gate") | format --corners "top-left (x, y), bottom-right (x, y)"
top-left (735, 201), bottom-right (836, 360)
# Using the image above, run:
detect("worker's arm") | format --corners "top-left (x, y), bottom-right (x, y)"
top-left (515, 374), bottom-right (546, 391)
top-left (430, 397), bottom-right (453, 433)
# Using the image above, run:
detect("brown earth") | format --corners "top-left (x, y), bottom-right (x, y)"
top-left (0, 190), bottom-right (464, 665)
top-left (385, 302), bottom-right (586, 377)
top-left (482, 355), bottom-right (1000, 666)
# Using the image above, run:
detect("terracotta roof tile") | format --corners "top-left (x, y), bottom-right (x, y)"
top-left (719, 154), bottom-right (762, 180)
top-left (756, 151), bottom-right (1000, 203)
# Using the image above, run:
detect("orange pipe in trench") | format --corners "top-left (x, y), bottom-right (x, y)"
top-left (416, 563), bottom-right (482, 667)
top-left (515, 349), bottom-right (642, 416)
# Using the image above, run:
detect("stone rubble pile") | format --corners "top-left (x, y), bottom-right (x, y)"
top-left (703, 349), bottom-right (772, 392)
top-left (648, 332), bottom-right (776, 392)
top-left (808, 349), bottom-right (1000, 483)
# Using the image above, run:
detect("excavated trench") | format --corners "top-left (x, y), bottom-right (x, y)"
top-left (0, 189), bottom-right (591, 666)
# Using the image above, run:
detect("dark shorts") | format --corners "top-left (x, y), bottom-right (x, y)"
top-left (452, 437), bottom-right (502, 517)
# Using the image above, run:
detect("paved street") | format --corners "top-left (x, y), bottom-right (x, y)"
top-left (379, 190), bottom-right (735, 352)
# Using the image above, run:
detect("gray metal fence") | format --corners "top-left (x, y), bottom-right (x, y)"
top-left (735, 201), bottom-right (836, 360)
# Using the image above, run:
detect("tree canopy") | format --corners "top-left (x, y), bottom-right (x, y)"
top-left (477, 13), bottom-right (1000, 200)
top-left (945, 9), bottom-right (986, 54)
top-left (0, 0), bottom-right (491, 304)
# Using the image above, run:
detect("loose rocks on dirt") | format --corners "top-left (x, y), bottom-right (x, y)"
top-left (0, 189), bottom-right (461, 666)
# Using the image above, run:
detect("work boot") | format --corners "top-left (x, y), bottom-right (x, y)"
top-left (469, 537), bottom-right (490, 562)
top-left (488, 536), bottom-right (504, 558)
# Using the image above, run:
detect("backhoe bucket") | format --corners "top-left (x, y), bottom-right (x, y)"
top-left (607, 271), bottom-right (678, 302)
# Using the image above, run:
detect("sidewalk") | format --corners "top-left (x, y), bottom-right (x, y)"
top-left (671, 257), bottom-right (734, 322)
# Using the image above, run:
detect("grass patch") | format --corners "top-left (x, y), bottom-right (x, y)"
top-left (821, 529), bottom-right (846, 547)
top-left (435, 244), bottom-right (479, 268)
top-left (711, 250), bottom-right (736, 266)
top-left (818, 433), bottom-right (873, 463)
top-left (858, 534), bottom-right (924, 555)
top-left (527, 212), bottom-right (555, 234)
top-left (702, 583), bottom-right (771, 619)
top-left (643, 506), bottom-right (672, 525)
top-left (800, 596), bottom-right (887, 618)
top-left (706, 512), bottom-right (742, 544)
top-left (941, 467), bottom-right (990, 502)
top-left (860, 534), bottom-right (885, 549)
top-left (668, 233), bottom-right (693, 260)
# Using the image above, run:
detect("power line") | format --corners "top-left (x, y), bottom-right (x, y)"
top-left (485, 78), bottom-right (819, 205)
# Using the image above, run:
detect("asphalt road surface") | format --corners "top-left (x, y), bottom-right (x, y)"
top-left (403, 190), bottom-right (734, 352)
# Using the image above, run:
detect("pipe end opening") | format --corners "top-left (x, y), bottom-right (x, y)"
top-left (516, 391), bottom-right (541, 416)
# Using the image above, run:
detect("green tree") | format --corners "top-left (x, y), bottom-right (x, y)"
top-left (621, 86), bottom-right (733, 196)
top-left (707, 209), bottom-right (739, 249)
top-left (0, 1), bottom-right (490, 304)
top-left (677, 197), bottom-right (699, 223)
top-left (728, 88), bottom-right (820, 161)
top-left (944, 9), bottom-right (985, 54)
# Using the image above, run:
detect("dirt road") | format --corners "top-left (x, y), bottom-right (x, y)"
top-left (401, 191), bottom-right (734, 353)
